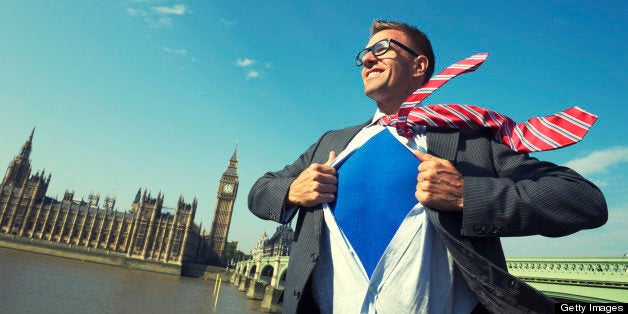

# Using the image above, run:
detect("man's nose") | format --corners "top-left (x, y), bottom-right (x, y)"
top-left (361, 52), bottom-right (377, 68)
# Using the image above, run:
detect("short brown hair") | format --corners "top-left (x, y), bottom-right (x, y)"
top-left (370, 20), bottom-right (435, 81)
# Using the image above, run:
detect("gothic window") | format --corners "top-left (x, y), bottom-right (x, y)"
top-left (171, 229), bottom-right (183, 255)
top-left (63, 225), bottom-right (72, 236)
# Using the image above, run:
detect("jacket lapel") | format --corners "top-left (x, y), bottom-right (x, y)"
top-left (426, 127), bottom-right (460, 162)
top-left (313, 121), bottom-right (370, 164)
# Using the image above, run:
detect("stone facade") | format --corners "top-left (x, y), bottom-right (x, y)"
top-left (0, 129), bottom-right (210, 265)
top-left (251, 224), bottom-right (294, 258)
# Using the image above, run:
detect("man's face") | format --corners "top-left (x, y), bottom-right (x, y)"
top-left (361, 29), bottom-right (420, 114)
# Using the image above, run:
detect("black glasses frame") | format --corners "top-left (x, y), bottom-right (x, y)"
top-left (355, 38), bottom-right (419, 67)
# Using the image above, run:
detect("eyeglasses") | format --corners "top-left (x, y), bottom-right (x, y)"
top-left (355, 38), bottom-right (419, 67)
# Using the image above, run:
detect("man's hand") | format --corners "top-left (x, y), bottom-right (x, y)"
top-left (414, 151), bottom-right (464, 211)
top-left (287, 151), bottom-right (338, 207)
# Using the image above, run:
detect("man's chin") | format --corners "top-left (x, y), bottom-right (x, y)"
top-left (364, 86), bottom-right (382, 100)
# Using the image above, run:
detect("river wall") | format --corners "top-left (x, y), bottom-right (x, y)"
top-left (0, 233), bottom-right (223, 278)
top-left (229, 271), bottom-right (283, 313)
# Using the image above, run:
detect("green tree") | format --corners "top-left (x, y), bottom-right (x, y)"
top-left (224, 241), bottom-right (251, 266)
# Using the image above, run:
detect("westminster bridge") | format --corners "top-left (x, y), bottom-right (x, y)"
top-left (230, 256), bottom-right (628, 310)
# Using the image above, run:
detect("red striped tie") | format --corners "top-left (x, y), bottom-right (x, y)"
top-left (378, 53), bottom-right (598, 153)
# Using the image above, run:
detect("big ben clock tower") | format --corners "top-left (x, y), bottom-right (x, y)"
top-left (207, 145), bottom-right (239, 261)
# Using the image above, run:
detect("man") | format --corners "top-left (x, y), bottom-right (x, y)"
top-left (248, 20), bottom-right (607, 313)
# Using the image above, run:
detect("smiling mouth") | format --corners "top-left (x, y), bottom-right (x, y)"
top-left (366, 69), bottom-right (384, 78)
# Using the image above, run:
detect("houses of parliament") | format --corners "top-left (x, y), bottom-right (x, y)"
top-left (0, 129), bottom-right (238, 266)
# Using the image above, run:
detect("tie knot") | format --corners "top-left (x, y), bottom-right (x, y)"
top-left (377, 115), bottom-right (422, 138)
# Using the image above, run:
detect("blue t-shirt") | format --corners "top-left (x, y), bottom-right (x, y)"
top-left (333, 130), bottom-right (420, 278)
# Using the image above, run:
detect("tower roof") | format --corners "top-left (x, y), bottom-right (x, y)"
top-left (223, 143), bottom-right (238, 177)
top-left (230, 142), bottom-right (238, 162)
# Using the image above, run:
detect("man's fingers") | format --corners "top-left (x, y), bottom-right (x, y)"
top-left (417, 171), bottom-right (428, 183)
top-left (315, 173), bottom-right (338, 185)
top-left (317, 183), bottom-right (337, 194)
top-left (288, 151), bottom-right (339, 207)
top-left (315, 192), bottom-right (335, 204)
top-left (310, 164), bottom-right (337, 176)
top-left (325, 151), bottom-right (337, 165)
top-left (414, 150), bottom-right (436, 162)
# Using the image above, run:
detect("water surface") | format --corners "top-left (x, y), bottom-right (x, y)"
top-left (0, 247), bottom-right (262, 313)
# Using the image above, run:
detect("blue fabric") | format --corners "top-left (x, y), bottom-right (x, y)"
top-left (333, 130), bottom-right (420, 278)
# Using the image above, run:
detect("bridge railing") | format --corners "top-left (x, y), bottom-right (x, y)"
top-left (234, 256), bottom-right (628, 302)
top-left (506, 257), bottom-right (628, 302)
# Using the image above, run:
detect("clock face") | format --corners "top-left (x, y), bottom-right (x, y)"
top-left (222, 183), bottom-right (234, 194)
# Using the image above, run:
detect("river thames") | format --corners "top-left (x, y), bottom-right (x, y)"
top-left (0, 247), bottom-right (264, 313)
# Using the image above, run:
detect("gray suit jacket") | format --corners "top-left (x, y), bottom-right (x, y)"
top-left (248, 122), bottom-right (607, 313)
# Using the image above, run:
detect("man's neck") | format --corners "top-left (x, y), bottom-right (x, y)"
top-left (376, 101), bottom-right (402, 116)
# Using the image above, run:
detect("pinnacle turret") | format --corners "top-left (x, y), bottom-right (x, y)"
top-left (19, 127), bottom-right (35, 159)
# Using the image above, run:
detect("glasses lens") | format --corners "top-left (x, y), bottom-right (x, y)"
top-left (357, 49), bottom-right (368, 64)
top-left (372, 40), bottom-right (389, 56)
top-left (356, 39), bottom-right (390, 66)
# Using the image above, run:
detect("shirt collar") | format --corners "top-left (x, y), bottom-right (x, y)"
top-left (370, 108), bottom-right (428, 137)
top-left (369, 109), bottom-right (386, 126)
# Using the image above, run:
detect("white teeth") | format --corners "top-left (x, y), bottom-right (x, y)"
top-left (366, 70), bottom-right (384, 78)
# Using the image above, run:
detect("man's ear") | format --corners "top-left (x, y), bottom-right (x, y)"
top-left (413, 55), bottom-right (429, 78)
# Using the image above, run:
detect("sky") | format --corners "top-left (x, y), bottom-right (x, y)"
top-left (0, 0), bottom-right (626, 257)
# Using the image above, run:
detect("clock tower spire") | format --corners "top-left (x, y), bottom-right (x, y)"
top-left (207, 144), bottom-right (239, 263)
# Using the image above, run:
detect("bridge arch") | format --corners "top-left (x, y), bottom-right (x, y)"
top-left (260, 265), bottom-right (274, 284)
top-left (277, 268), bottom-right (288, 289)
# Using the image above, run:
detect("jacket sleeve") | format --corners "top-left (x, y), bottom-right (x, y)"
top-left (248, 133), bottom-right (328, 224)
top-left (461, 140), bottom-right (608, 238)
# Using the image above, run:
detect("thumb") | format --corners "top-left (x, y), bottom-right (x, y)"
top-left (414, 150), bottom-right (435, 161)
top-left (325, 151), bottom-right (337, 165)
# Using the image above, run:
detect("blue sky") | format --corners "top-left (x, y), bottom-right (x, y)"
top-left (0, 1), bottom-right (625, 256)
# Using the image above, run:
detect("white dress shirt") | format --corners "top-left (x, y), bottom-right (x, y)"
top-left (310, 111), bottom-right (477, 313)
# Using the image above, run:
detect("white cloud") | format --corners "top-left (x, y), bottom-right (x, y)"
top-left (124, 1), bottom-right (188, 29)
top-left (219, 18), bottom-right (237, 27)
top-left (144, 16), bottom-right (172, 29)
top-left (152, 4), bottom-right (187, 15)
top-left (564, 147), bottom-right (628, 176)
top-left (236, 58), bottom-right (255, 67)
top-left (126, 8), bottom-right (140, 16)
top-left (162, 47), bottom-right (188, 56)
top-left (235, 58), bottom-right (271, 79)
